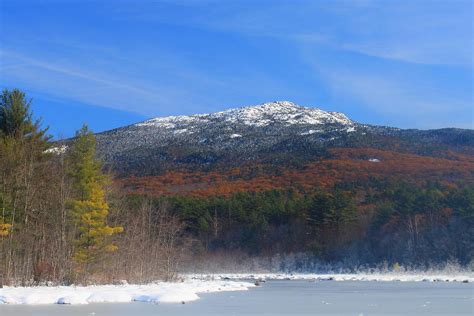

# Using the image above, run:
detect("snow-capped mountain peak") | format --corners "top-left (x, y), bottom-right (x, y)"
top-left (215, 101), bottom-right (352, 127)
top-left (91, 100), bottom-right (471, 176)
top-left (136, 101), bottom-right (353, 128)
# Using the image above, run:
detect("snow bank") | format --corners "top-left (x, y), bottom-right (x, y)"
top-left (188, 272), bottom-right (474, 283)
top-left (0, 279), bottom-right (253, 305)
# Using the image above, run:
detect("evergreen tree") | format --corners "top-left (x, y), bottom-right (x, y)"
top-left (0, 88), bottom-right (48, 140)
top-left (68, 125), bottom-right (123, 274)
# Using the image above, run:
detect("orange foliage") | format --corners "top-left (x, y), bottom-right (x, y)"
top-left (116, 148), bottom-right (474, 197)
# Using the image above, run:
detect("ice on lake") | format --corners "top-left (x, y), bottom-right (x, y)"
top-left (1, 280), bottom-right (472, 316)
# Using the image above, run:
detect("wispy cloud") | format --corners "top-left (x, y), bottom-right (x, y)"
top-left (303, 53), bottom-right (473, 129)
top-left (0, 50), bottom-right (186, 115)
top-left (141, 0), bottom-right (472, 67)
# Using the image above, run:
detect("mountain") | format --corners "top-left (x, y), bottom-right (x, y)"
top-left (70, 100), bottom-right (473, 196)
top-left (90, 100), bottom-right (470, 167)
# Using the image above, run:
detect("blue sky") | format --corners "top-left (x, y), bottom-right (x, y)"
top-left (0, 0), bottom-right (472, 138)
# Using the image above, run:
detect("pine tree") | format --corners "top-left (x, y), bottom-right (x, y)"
top-left (0, 88), bottom-right (49, 141)
top-left (68, 125), bottom-right (123, 274)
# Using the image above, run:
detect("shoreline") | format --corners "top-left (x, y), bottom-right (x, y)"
top-left (0, 279), bottom-right (254, 305)
top-left (1, 271), bottom-right (472, 306)
top-left (187, 272), bottom-right (474, 283)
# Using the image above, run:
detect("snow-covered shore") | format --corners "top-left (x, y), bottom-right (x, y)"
top-left (188, 272), bottom-right (474, 283)
top-left (0, 279), bottom-right (254, 305)
top-left (2, 271), bottom-right (472, 306)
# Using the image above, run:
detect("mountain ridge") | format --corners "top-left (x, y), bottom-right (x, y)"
top-left (50, 101), bottom-right (474, 190)
top-left (134, 101), bottom-right (354, 129)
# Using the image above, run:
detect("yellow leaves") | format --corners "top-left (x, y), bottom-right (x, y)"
top-left (104, 244), bottom-right (118, 253)
top-left (68, 127), bottom-right (124, 270)
top-left (70, 179), bottom-right (123, 266)
top-left (0, 223), bottom-right (11, 237)
top-left (90, 226), bottom-right (117, 237)
top-left (73, 250), bottom-right (89, 263)
top-left (0, 217), bottom-right (11, 237)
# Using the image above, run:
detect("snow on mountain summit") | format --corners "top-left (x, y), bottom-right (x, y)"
top-left (214, 101), bottom-right (353, 127)
top-left (94, 101), bottom-right (359, 167)
top-left (92, 100), bottom-right (472, 176)
top-left (136, 101), bottom-right (353, 129)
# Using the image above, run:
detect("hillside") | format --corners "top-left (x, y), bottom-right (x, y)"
top-left (84, 101), bottom-right (474, 195)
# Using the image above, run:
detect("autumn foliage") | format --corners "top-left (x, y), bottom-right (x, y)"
top-left (68, 125), bottom-right (123, 274)
top-left (118, 148), bottom-right (474, 197)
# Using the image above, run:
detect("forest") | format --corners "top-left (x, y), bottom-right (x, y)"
top-left (161, 182), bottom-right (473, 266)
top-left (0, 88), bottom-right (472, 286)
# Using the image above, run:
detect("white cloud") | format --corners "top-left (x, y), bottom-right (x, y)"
top-left (0, 50), bottom-right (178, 114)
top-left (306, 60), bottom-right (473, 129)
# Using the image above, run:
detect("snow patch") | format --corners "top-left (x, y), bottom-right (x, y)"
top-left (346, 127), bottom-right (356, 133)
top-left (229, 134), bottom-right (242, 138)
top-left (300, 129), bottom-right (322, 135)
top-left (216, 101), bottom-right (353, 127)
top-left (44, 145), bottom-right (68, 155)
top-left (173, 128), bottom-right (189, 135)
top-left (368, 158), bottom-right (381, 163)
top-left (0, 280), bottom-right (254, 305)
top-left (135, 114), bottom-right (208, 128)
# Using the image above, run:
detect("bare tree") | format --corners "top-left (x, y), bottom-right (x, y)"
top-left (109, 197), bottom-right (185, 283)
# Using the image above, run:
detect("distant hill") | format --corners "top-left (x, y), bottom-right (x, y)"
top-left (68, 101), bottom-right (474, 195)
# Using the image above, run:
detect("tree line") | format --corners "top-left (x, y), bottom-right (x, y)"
top-left (156, 181), bottom-right (472, 267)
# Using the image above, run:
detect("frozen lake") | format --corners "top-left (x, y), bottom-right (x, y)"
top-left (1, 280), bottom-right (472, 316)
